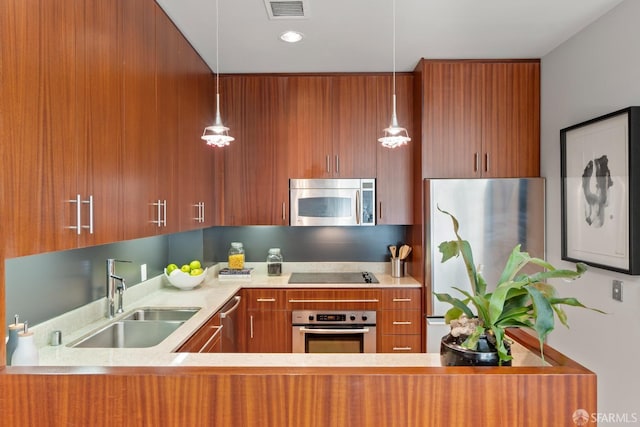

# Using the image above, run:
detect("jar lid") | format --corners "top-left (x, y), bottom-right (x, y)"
top-left (231, 242), bottom-right (243, 248)
top-left (268, 248), bottom-right (280, 254)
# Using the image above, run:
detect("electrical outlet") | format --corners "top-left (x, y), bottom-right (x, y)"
top-left (612, 280), bottom-right (623, 302)
top-left (141, 264), bottom-right (147, 282)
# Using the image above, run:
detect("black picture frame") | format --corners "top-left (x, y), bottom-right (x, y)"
top-left (560, 106), bottom-right (640, 275)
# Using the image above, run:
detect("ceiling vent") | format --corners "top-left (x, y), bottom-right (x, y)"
top-left (264, 0), bottom-right (309, 19)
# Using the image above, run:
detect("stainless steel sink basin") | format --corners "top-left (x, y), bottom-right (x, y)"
top-left (121, 307), bottom-right (201, 322)
top-left (69, 320), bottom-right (185, 348)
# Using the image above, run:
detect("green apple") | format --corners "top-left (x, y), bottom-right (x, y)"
top-left (166, 263), bottom-right (178, 275)
top-left (190, 268), bottom-right (203, 276)
top-left (180, 264), bottom-right (191, 273)
top-left (189, 260), bottom-right (202, 270)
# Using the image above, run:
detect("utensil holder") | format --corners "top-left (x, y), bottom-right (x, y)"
top-left (391, 258), bottom-right (405, 278)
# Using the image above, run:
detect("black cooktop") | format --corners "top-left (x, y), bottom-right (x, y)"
top-left (288, 271), bottom-right (379, 284)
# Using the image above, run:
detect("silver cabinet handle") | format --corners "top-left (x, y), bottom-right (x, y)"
top-left (198, 325), bottom-right (223, 353)
top-left (256, 298), bottom-right (276, 302)
top-left (392, 321), bottom-right (412, 325)
top-left (299, 327), bottom-right (371, 335)
top-left (335, 155), bottom-right (339, 174)
top-left (288, 299), bottom-right (379, 303)
top-left (282, 202), bottom-right (286, 221)
top-left (392, 298), bottom-right (412, 302)
top-left (220, 296), bottom-right (241, 319)
top-left (194, 202), bottom-right (205, 223)
top-left (379, 201), bottom-right (383, 219)
top-left (355, 189), bottom-right (361, 225)
top-left (250, 315), bottom-right (254, 339)
top-left (82, 195), bottom-right (94, 234)
top-left (474, 152), bottom-right (480, 173)
top-left (162, 199), bottom-right (167, 227)
top-left (67, 194), bottom-right (82, 235)
top-left (392, 346), bottom-right (413, 351)
top-left (484, 153), bottom-right (489, 173)
top-left (326, 155), bottom-right (331, 173)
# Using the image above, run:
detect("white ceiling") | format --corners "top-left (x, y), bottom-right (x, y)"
top-left (155, 0), bottom-right (624, 74)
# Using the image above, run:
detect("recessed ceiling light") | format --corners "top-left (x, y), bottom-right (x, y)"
top-left (280, 30), bottom-right (304, 43)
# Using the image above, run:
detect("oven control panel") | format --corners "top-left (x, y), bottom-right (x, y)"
top-left (292, 310), bottom-right (376, 326)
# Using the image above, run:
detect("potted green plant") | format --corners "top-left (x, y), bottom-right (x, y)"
top-left (434, 208), bottom-right (603, 366)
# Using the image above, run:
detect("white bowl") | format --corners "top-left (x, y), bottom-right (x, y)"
top-left (164, 268), bottom-right (207, 290)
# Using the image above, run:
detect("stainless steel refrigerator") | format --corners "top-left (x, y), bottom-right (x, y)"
top-left (424, 178), bottom-right (545, 353)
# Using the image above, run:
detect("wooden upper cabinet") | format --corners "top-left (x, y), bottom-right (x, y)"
top-left (376, 74), bottom-right (414, 225)
top-left (122, 0), bottom-right (164, 240)
top-left (222, 75), bottom-right (289, 225)
top-left (1, 0), bottom-right (126, 257)
top-left (483, 62), bottom-right (540, 177)
top-left (286, 76), bottom-right (333, 179)
top-left (418, 59), bottom-right (540, 178)
top-left (331, 76), bottom-right (377, 178)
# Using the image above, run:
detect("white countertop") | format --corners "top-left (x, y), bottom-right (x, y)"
top-left (32, 262), bottom-right (544, 368)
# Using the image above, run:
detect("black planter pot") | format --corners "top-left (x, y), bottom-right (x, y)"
top-left (440, 333), bottom-right (512, 366)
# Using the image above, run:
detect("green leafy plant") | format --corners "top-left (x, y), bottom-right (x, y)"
top-left (434, 207), bottom-right (604, 364)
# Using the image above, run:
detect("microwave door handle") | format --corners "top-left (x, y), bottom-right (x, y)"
top-left (355, 190), bottom-right (360, 225)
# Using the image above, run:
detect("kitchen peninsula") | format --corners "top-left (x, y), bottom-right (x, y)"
top-left (1, 267), bottom-right (596, 426)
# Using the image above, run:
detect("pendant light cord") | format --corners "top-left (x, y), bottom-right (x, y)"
top-left (215, 0), bottom-right (220, 96)
top-left (392, 0), bottom-right (396, 98)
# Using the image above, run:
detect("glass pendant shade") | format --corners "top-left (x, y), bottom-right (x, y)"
top-left (202, 94), bottom-right (235, 147)
top-left (378, 94), bottom-right (411, 148)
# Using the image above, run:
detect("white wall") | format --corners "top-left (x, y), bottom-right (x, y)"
top-left (542, 0), bottom-right (640, 421)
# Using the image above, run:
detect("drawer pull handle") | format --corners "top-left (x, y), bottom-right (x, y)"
top-left (392, 298), bottom-right (412, 302)
top-left (197, 325), bottom-right (223, 353)
top-left (288, 299), bottom-right (379, 303)
top-left (392, 321), bottom-right (412, 325)
top-left (393, 346), bottom-right (412, 351)
top-left (256, 298), bottom-right (276, 302)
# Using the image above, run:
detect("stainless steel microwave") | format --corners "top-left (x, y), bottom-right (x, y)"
top-left (290, 178), bottom-right (375, 226)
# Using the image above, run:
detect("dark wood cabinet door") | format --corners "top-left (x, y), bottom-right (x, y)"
top-left (483, 62), bottom-right (540, 178)
top-left (376, 74), bottom-right (414, 224)
top-left (421, 61), bottom-right (484, 178)
top-left (78, 0), bottom-right (125, 248)
top-left (222, 75), bottom-right (289, 225)
top-left (331, 76), bottom-right (378, 178)
top-left (286, 76), bottom-right (333, 179)
top-left (121, 0), bottom-right (160, 240)
top-left (246, 311), bottom-right (291, 353)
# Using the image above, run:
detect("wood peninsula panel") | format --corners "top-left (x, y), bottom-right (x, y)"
top-left (0, 332), bottom-right (597, 427)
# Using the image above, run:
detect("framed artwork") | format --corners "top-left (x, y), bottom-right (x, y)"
top-left (560, 106), bottom-right (640, 274)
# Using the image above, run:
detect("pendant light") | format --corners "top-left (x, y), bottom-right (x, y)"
top-left (378, 0), bottom-right (410, 149)
top-left (202, 0), bottom-right (235, 147)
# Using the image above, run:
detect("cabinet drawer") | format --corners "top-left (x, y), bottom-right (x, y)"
top-left (175, 313), bottom-right (221, 353)
top-left (244, 289), bottom-right (288, 310)
top-left (378, 310), bottom-right (423, 335)
top-left (380, 288), bottom-right (422, 310)
top-left (286, 289), bottom-right (380, 310)
top-left (377, 334), bottom-right (422, 353)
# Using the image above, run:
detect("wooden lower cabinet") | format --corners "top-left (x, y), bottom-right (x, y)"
top-left (175, 313), bottom-right (222, 353)
top-left (377, 288), bottom-right (423, 353)
top-left (244, 289), bottom-right (290, 353)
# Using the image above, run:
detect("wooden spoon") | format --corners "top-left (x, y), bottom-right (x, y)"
top-left (389, 245), bottom-right (397, 259)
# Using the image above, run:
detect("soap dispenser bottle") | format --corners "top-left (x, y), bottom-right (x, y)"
top-left (6, 314), bottom-right (24, 365)
top-left (11, 321), bottom-right (39, 366)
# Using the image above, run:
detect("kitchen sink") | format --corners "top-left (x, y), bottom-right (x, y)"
top-left (121, 307), bottom-right (201, 322)
top-left (69, 320), bottom-right (185, 348)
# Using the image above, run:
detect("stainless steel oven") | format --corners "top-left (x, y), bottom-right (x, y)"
top-left (292, 310), bottom-right (377, 353)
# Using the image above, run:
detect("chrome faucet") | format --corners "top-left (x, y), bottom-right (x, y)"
top-left (106, 259), bottom-right (131, 318)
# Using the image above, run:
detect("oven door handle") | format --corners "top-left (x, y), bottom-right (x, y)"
top-left (298, 327), bottom-right (372, 334)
